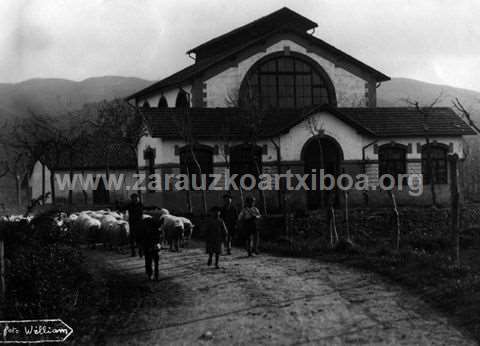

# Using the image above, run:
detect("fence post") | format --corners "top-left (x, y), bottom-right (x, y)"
top-left (0, 236), bottom-right (5, 317)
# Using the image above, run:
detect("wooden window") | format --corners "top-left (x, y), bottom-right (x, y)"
top-left (144, 148), bottom-right (156, 192)
top-left (158, 96), bottom-right (168, 108)
top-left (422, 144), bottom-right (448, 184)
top-left (229, 144), bottom-right (262, 186)
top-left (241, 55), bottom-right (333, 109)
top-left (378, 144), bottom-right (407, 186)
top-left (179, 145), bottom-right (213, 188)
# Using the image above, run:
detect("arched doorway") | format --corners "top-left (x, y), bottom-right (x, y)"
top-left (301, 136), bottom-right (343, 209)
top-left (93, 177), bottom-right (109, 204)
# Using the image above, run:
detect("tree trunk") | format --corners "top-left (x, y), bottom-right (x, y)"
top-left (15, 174), bottom-right (21, 206)
top-left (190, 147), bottom-right (207, 215)
top-left (388, 190), bottom-right (400, 251)
top-left (425, 139), bottom-right (437, 206)
top-left (316, 137), bottom-right (325, 209)
top-left (41, 162), bottom-right (45, 204)
top-left (68, 151), bottom-right (73, 205)
top-left (449, 154), bottom-right (460, 266)
top-left (105, 151), bottom-right (110, 204)
top-left (50, 168), bottom-right (56, 204)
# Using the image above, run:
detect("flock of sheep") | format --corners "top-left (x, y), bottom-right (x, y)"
top-left (1, 209), bottom-right (195, 253)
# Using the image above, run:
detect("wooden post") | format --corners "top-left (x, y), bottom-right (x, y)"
top-left (388, 190), bottom-right (400, 251)
top-left (449, 154), bottom-right (460, 266)
top-left (344, 190), bottom-right (351, 241)
top-left (0, 238), bottom-right (5, 316)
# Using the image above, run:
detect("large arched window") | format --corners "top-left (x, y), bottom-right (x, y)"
top-left (179, 145), bottom-right (213, 188)
top-left (422, 144), bottom-right (448, 184)
top-left (239, 53), bottom-right (336, 109)
top-left (175, 90), bottom-right (190, 108)
top-left (229, 144), bottom-right (263, 186)
top-left (158, 95), bottom-right (168, 108)
top-left (378, 144), bottom-right (407, 186)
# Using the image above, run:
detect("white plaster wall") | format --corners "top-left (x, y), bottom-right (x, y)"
top-left (278, 111), bottom-right (370, 161)
top-left (30, 160), bottom-right (139, 203)
top-left (362, 137), bottom-right (465, 160)
top-left (30, 161), bottom-right (52, 203)
top-left (204, 37), bottom-right (368, 108)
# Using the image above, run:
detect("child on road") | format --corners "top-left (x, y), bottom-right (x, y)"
top-left (238, 196), bottom-right (261, 256)
top-left (204, 206), bottom-right (228, 269)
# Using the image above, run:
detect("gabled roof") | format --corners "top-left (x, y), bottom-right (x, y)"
top-left (127, 8), bottom-right (390, 101)
top-left (188, 7), bottom-right (317, 61)
top-left (142, 106), bottom-right (475, 140)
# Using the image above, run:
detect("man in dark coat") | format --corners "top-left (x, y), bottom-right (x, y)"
top-left (221, 192), bottom-right (237, 255)
top-left (204, 206), bottom-right (228, 269)
top-left (141, 215), bottom-right (162, 281)
top-left (125, 193), bottom-right (144, 257)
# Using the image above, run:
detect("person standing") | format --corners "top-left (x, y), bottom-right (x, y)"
top-left (221, 192), bottom-right (238, 255)
top-left (125, 193), bottom-right (143, 257)
top-left (204, 207), bottom-right (228, 269)
top-left (238, 196), bottom-right (261, 256)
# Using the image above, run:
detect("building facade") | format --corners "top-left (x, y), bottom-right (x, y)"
top-left (31, 8), bottom-right (476, 213)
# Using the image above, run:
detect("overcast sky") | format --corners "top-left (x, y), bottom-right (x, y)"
top-left (1, 0), bottom-right (479, 91)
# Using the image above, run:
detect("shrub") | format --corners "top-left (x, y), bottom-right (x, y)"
top-left (2, 212), bottom-right (91, 319)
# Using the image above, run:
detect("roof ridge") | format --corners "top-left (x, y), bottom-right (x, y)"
top-left (187, 7), bottom-right (317, 55)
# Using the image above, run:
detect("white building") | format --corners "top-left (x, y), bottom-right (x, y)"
top-left (31, 7), bottom-right (476, 213)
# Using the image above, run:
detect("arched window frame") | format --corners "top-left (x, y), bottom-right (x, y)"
top-left (141, 100), bottom-right (151, 109)
top-left (239, 52), bottom-right (337, 109)
top-left (179, 144), bottom-right (214, 188)
top-left (378, 143), bottom-right (407, 186)
top-left (421, 143), bottom-right (448, 184)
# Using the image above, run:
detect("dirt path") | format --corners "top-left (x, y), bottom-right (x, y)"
top-left (84, 243), bottom-right (475, 345)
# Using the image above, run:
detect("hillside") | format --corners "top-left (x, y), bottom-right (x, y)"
top-left (0, 76), bottom-right (151, 120)
top-left (378, 77), bottom-right (480, 121)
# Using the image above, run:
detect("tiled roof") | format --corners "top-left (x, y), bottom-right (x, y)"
top-left (143, 106), bottom-right (476, 140)
top-left (49, 138), bottom-right (136, 171)
top-left (340, 107), bottom-right (476, 137)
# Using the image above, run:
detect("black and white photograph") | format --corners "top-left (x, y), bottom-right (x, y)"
top-left (1, 1), bottom-right (480, 344)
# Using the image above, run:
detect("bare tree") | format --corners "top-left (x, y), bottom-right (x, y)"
top-left (7, 113), bottom-right (53, 204)
top-left (91, 100), bottom-right (147, 202)
top-left (404, 93), bottom-right (443, 206)
top-left (167, 102), bottom-right (209, 215)
top-left (233, 82), bottom-right (269, 215)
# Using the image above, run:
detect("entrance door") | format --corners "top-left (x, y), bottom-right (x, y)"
top-left (302, 136), bottom-right (343, 209)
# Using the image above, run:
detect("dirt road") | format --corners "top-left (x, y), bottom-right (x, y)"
top-left (84, 244), bottom-right (475, 345)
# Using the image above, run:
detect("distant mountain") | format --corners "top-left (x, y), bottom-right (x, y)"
top-left (0, 76), bottom-right (151, 120)
top-left (378, 77), bottom-right (480, 122)
top-left (1, 76), bottom-right (478, 122)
